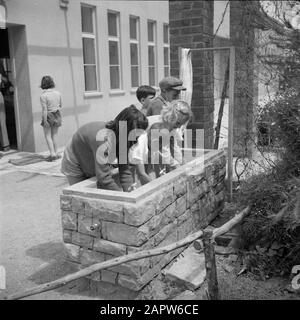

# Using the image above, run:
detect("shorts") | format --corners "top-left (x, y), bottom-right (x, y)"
top-left (41, 110), bottom-right (62, 127)
top-left (61, 141), bottom-right (85, 178)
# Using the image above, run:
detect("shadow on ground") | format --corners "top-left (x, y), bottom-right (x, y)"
top-left (25, 241), bottom-right (138, 300)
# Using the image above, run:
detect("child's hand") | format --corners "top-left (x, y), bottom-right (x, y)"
top-left (44, 120), bottom-right (50, 128)
top-left (128, 183), bottom-right (137, 192)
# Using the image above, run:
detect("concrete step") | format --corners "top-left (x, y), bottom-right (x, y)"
top-left (164, 246), bottom-right (206, 291)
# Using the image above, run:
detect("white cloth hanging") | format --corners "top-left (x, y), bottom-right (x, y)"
top-left (179, 48), bottom-right (193, 107)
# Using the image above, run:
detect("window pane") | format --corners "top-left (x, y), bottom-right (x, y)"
top-left (108, 12), bottom-right (118, 36)
top-left (109, 41), bottom-right (119, 65)
top-left (131, 66), bottom-right (139, 87)
top-left (164, 66), bottom-right (169, 77)
top-left (130, 17), bottom-right (137, 40)
top-left (163, 24), bottom-right (169, 43)
top-left (83, 38), bottom-right (96, 64)
top-left (164, 47), bottom-right (169, 65)
top-left (149, 67), bottom-right (155, 86)
top-left (148, 46), bottom-right (155, 66)
top-left (81, 6), bottom-right (93, 33)
top-left (84, 66), bottom-right (97, 91)
top-left (148, 21), bottom-right (154, 41)
top-left (130, 43), bottom-right (138, 65)
top-left (110, 66), bottom-right (120, 89)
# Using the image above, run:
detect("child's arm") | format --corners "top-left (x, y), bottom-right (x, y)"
top-left (129, 132), bottom-right (152, 185)
top-left (40, 95), bottom-right (49, 127)
top-left (135, 164), bottom-right (152, 185)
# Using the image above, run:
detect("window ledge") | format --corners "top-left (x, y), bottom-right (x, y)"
top-left (109, 90), bottom-right (126, 96)
top-left (84, 91), bottom-right (103, 98)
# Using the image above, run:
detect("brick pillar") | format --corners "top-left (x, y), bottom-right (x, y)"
top-left (230, 1), bottom-right (256, 156)
top-left (169, 0), bottom-right (214, 149)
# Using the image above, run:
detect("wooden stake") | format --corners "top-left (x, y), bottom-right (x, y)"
top-left (6, 206), bottom-right (251, 300)
top-left (214, 58), bottom-right (230, 150)
top-left (203, 229), bottom-right (219, 300)
top-left (6, 230), bottom-right (204, 300)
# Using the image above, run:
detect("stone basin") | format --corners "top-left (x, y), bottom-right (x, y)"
top-left (60, 148), bottom-right (226, 291)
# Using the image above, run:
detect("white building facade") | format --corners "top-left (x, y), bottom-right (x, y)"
top-left (1, 0), bottom-right (169, 152)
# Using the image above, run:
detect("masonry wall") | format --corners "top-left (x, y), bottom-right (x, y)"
top-left (169, 0), bottom-right (215, 149)
top-left (60, 151), bottom-right (226, 291)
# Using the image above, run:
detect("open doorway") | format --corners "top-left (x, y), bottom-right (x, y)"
top-left (0, 28), bottom-right (17, 151)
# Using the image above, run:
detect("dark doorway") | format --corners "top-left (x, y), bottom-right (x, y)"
top-left (0, 28), bottom-right (17, 150)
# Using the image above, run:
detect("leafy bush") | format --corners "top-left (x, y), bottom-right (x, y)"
top-left (236, 88), bottom-right (300, 276)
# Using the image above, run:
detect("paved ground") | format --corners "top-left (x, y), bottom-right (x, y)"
top-left (0, 149), bottom-right (135, 300)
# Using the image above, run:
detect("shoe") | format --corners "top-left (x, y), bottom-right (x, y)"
top-left (45, 155), bottom-right (57, 162)
top-left (2, 146), bottom-right (10, 152)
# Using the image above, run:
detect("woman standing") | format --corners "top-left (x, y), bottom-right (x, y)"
top-left (40, 75), bottom-right (62, 161)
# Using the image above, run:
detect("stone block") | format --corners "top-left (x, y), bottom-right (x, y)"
top-left (156, 187), bottom-right (174, 213)
top-left (118, 274), bottom-right (143, 291)
top-left (165, 247), bottom-right (206, 291)
top-left (102, 221), bottom-right (146, 246)
top-left (138, 203), bottom-right (176, 240)
top-left (124, 199), bottom-right (156, 226)
top-left (177, 216), bottom-right (194, 241)
top-left (85, 199), bottom-right (124, 223)
top-left (175, 195), bottom-right (187, 217)
top-left (60, 195), bottom-right (72, 211)
top-left (80, 248), bottom-right (106, 266)
top-left (72, 232), bottom-right (94, 249)
top-left (64, 243), bottom-right (81, 263)
top-left (152, 222), bottom-right (176, 246)
top-left (109, 258), bottom-right (150, 278)
top-left (198, 180), bottom-right (209, 195)
top-left (173, 178), bottom-right (187, 197)
top-left (87, 271), bottom-right (101, 281)
top-left (214, 181), bottom-right (225, 194)
top-left (63, 230), bottom-right (72, 243)
top-left (177, 209), bottom-right (191, 226)
top-left (61, 210), bottom-right (77, 231)
top-left (101, 270), bottom-right (118, 284)
top-left (78, 215), bottom-right (100, 237)
top-left (71, 197), bottom-right (85, 214)
top-left (150, 228), bottom-right (177, 267)
top-left (93, 239), bottom-right (126, 256)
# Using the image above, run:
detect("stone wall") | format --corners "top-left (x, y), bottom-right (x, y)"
top-left (169, 0), bottom-right (215, 148)
top-left (60, 150), bottom-right (226, 291)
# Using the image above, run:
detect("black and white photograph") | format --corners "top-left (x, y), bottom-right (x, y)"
top-left (0, 0), bottom-right (299, 306)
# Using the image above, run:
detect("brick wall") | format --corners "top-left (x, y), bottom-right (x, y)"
top-left (60, 150), bottom-right (226, 291)
top-left (230, 1), bottom-right (257, 156)
top-left (169, 0), bottom-right (215, 148)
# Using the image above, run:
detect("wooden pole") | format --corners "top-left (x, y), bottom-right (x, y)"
top-left (212, 206), bottom-right (250, 239)
top-left (6, 229), bottom-right (204, 300)
top-left (203, 229), bottom-right (219, 300)
top-left (227, 46), bottom-right (235, 202)
top-left (7, 205), bottom-right (250, 300)
top-left (214, 58), bottom-right (230, 150)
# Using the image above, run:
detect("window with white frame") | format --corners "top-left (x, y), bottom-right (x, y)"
top-left (108, 11), bottom-right (121, 90)
top-left (147, 20), bottom-right (157, 86)
top-left (163, 23), bottom-right (170, 77)
top-left (129, 16), bottom-right (140, 88)
top-left (81, 4), bottom-right (98, 92)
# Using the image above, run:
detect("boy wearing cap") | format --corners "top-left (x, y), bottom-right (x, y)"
top-left (146, 76), bottom-right (186, 116)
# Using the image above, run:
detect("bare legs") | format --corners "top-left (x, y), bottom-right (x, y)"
top-left (43, 126), bottom-right (60, 158)
top-left (51, 126), bottom-right (59, 156)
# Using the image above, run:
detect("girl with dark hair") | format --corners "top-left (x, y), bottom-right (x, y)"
top-left (40, 75), bottom-right (62, 161)
top-left (61, 105), bottom-right (150, 191)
